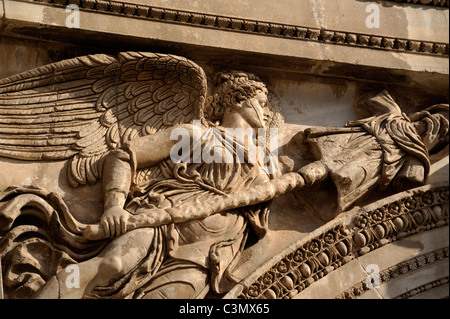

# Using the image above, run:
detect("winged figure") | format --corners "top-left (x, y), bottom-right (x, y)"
top-left (0, 52), bottom-right (303, 299)
top-left (0, 51), bottom-right (447, 300)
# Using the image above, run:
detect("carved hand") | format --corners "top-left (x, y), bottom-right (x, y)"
top-left (82, 207), bottom-right (168, 241)
top-left (100, 206), bottom-right (130, 238)
top-left (82, 207), bottom-right (130, 240)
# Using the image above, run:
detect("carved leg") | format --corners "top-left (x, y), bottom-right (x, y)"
top-left (34, 228), bottom-right (156, 299)
top-left (33, 257), bottom-right (102, 299)
top-left (136, 260), bottom-right (209, 299)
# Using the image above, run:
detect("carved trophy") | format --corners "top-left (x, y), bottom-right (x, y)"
top-left (295, 91), bottom-right (449, 221)
top-left (0, 52), bottom-right (448, 299)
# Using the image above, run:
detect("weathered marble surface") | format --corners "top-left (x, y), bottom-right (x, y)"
top-left (0, 0), bottom-right (448, 299)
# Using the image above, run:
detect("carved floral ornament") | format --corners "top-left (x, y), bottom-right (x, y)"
top-left (236, 186), bottom-right (449, 299)
top-left (18, 0), bottom-right (450, 56)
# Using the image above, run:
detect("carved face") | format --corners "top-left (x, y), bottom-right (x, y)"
top-left (237, 91), bottom-right (271, 129)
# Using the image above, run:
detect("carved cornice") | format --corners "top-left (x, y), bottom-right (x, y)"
top-left (236, 186), bottom-right (449, 299)
top-left (385, 0), bottom-right (449, 7)
top-left (18, 0), bottom-right (450, 57)
top-left (335, 248), bottom-right (449, 299)
top-left (396, 276), bottom-right (449, 299)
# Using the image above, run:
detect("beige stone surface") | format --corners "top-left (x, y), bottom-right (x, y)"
top-left (408, 283), bottom-right (449, 299)
top-left (428, 152), bottom-right (450, 185)
top-left (125, 0), bottom-right (320, 28)
top-left (0, 159), bottom-right (103, 223)
top-left (0, 0), bottom-right (448, 300)
top-left (293, 259), bottom-right (368, 299)
top-left (291, 226), bottom-right (449, 299)
top-left (0, 1), bottom-right (3, 23)
top-left (376, 259), bottom-right (449, 299)
top-left (124, 0), bottom-right (449, 42)
top-left (227, 182), bottom-right (449, 299)
top-left (2, 0), bottom-right (448, 96)
top-left (357, 288), bottom-right (384, 299)
top-left (357, 226), bottom-right (449, 271)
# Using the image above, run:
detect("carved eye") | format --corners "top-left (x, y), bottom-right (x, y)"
top-left (260, 99), bottom-right (268, 108)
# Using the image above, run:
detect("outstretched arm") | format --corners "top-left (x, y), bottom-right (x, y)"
top-left (87, 124), bottom-right (194, 239)
top-left (84, 171), bottom-right (306, 241)
top-left (128, 124), bottom-right (194, 170)
top-left (98, 148), bottom-right (132, 238)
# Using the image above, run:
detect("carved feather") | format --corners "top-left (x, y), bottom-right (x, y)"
top-left (0, 52), bottom-right (208, 187)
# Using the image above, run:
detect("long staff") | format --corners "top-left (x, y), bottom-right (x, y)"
top-left (84, 172), bottom-right (305, 240)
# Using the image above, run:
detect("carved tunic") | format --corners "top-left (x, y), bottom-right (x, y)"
top-left (300, 113), bottom-right (428, 220)
top-left (89, 126), bottom-right (273, 297)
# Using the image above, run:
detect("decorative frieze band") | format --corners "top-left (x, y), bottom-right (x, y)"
top-left (21, 0), bottom-right (450, 57)
top-left (385, 0), bottom-right (449, 7)
top-left (335, 248), bottom-right (449, 299)
top-left (396, 276), bottom-right (449, 299)
top-left (237, 186), bottom-right (449, 299)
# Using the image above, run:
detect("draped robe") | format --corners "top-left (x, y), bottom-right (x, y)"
top-left (298, 112), bottom-right (430, 220)
top-left (0, 126), bottom-right (276, 298)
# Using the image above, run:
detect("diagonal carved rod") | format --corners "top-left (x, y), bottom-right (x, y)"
top-left (0, 258), bottom-right (3, 299)
top-left (84, 172), bottom-right (305, 240)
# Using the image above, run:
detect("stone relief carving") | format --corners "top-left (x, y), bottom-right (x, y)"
top-left (385, 0), bottom-right (449, 7)
top-left (0, 52), bottom-right (448, 299)
top-left (17, 0), bottom-right (450, 56)
top-left (295, 93), bottom-right (449, 221)
top-left (235, 186), bottom-right (449, 299)
top-left (335, 247), bottom-right (449, 299)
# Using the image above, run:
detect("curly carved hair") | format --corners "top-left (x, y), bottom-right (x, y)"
top-left (206, 71), bottom-right (268, 121)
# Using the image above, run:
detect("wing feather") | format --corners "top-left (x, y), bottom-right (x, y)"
top-left (0, 51), bottom-right (208, 188)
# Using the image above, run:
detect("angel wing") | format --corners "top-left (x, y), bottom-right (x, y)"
top-left (352, 89), bottom-right (402, 119)
top-left (0, 52), bottom-right (208, 187)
